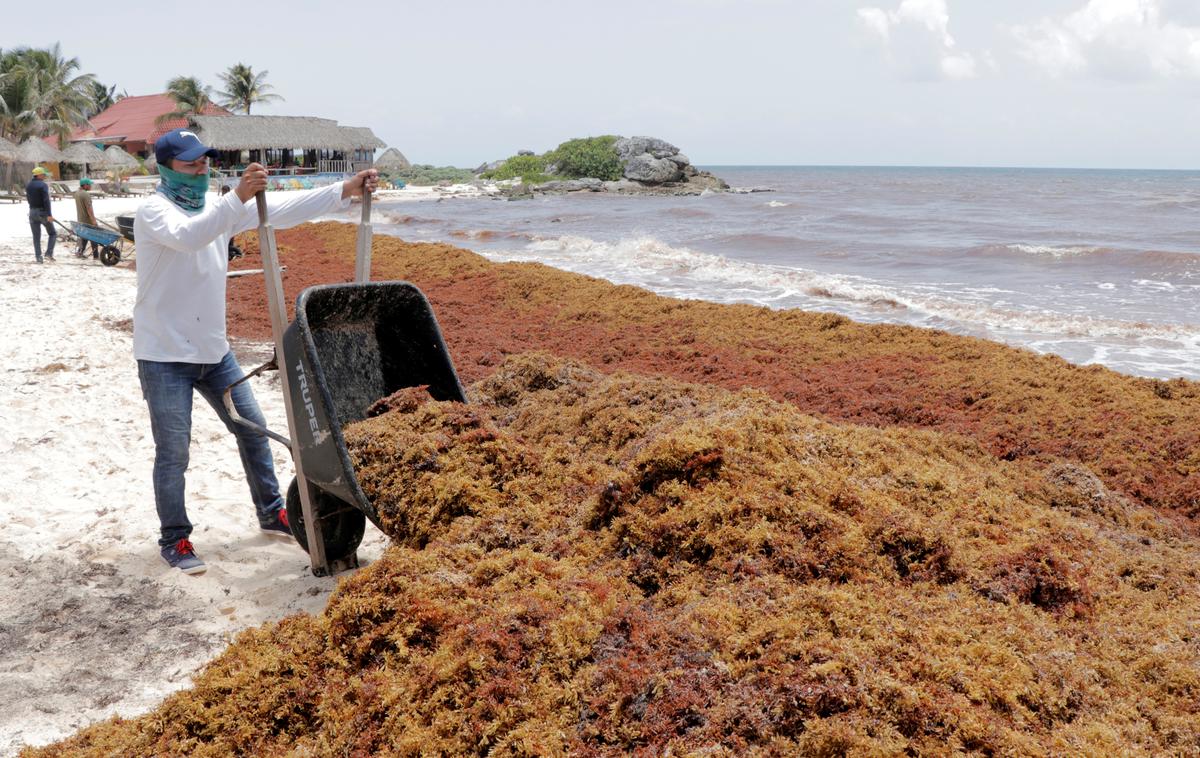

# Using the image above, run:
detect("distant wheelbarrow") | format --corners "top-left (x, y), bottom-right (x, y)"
top-left (53, 218), bottom-right (128, 266)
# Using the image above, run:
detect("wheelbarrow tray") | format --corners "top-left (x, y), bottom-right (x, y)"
top-left (70, 221), bottom-right (120, 246)
top-left (283, 281), bottom-right (467, 531)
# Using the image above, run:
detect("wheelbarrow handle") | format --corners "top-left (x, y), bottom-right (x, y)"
top-left (354, 184), bottom-right (373, 283)
top-left (255, 191), bottom-right (269, 225)
top-left (222, 353), bottom-right (293, 449)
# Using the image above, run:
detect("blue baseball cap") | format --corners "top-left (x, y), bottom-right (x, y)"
top-left (155, 129), bottom-right (218, 165)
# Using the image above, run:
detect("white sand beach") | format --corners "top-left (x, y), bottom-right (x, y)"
top-left (0, 190), bottom-right (426, 755)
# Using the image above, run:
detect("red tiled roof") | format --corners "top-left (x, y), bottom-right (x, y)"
top-left (65, 93), bottom-right (232, 145)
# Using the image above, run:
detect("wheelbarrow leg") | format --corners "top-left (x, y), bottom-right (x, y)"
top-left (255, 192), bottom-right (350, 577)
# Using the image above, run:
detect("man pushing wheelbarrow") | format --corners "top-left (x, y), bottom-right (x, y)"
top-left (133, 128), bottom-right (378, 575)
top-left (73, 178), bottom-right (100, 260)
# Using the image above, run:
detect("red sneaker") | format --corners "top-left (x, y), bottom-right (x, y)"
top-left (161, 538), bottom-right (206, 574)
top-left (260, 507), bottom-right (293, 539)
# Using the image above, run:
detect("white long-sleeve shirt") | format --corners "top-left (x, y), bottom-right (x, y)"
top-left (133, 182), bottom-right (351, 363)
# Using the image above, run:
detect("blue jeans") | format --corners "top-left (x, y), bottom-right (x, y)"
top-left (138, 351), bottom-right (284, 547)
top-left (29, 212), bottom-right (55, 261)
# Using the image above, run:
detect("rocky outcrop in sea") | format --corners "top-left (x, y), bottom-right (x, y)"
top-left (483, 135), bottom-right (732, 198)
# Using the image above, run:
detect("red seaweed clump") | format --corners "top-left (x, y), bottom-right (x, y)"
top-left (29, 354), bottom-right (1200, 756)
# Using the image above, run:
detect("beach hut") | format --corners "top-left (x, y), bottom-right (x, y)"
top-left (101, 144), bottom-right (143, 193)
top-left (0, 136), bottom-right (18, 161)
top-left (375, 147), bottom-right (411, 172)
top-left (17, 138), bottom-right (68, 174)
top-left (189, 114), bottom-right (384, 175)
top-left (103, 144), bottom-right (140, 171)
top-left (13, 138), bottom-right (67, 184)
top-left (61, 141), bottom-right (110, 177)
top-left (0, 136), bottom-right (20, 197)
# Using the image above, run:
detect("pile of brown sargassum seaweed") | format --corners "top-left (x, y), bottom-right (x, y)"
top-left (29, 227), bottom-right (1200, 756)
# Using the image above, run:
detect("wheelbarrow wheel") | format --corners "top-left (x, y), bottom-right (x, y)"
top-left (99, 245), bottom-right (121, 266)
top-left (285, 477), bottom-right (365, 563)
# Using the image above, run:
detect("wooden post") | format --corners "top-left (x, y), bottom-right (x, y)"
top-left (255, 191), bottom-right (333, 575)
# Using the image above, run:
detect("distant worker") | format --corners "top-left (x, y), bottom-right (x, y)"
top-left (74, 178), bottom-right (100, 260)
top-left (25, 166), bottom-right (55, 264)
top-left (134, 128), bottom-right (378, 574)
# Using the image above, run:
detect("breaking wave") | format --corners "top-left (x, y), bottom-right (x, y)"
top-left (976, 243), bottom-right (1200, 270)
top-left (483, 235), bottom-right (1200, 344)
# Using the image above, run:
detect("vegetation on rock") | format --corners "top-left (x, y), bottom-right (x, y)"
top-left (484, 136), bottom-right (625, 183)
top-left (381, 164), bottom-right (477, 186)
top-left (484, 153), bottom-right (554, 184)
top-left (545, 135), bottom-right (623, 181)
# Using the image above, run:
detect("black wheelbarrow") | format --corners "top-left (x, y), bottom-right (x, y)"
top-left (279, 281), bottom-right (467, 562)
top-left (115, 215), bottom-right (135, 243)
top-left (225, 187), bottom-right (466, 576)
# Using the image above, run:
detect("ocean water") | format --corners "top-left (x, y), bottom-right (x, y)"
top-left (375, 166), bottom-right (1200, 380)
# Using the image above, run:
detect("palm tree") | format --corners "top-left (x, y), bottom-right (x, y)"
top-left (0, 44), bottom-right (95, 145)
top-left (156, 76), bottom-right (213, 125)
top-left (0, 48), bottom-right (21, 141)
top-left (215, 63), bottom-right (283, 114)
top-left (86, 80), bottom-right (121, 118)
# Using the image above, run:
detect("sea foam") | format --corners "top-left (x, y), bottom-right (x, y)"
top-left (490, 235), bottom-right (1200, 347)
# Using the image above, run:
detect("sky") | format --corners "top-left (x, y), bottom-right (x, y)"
top-left (5, 0), bottom-right (1200, 169)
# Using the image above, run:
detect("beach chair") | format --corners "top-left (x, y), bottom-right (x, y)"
top-left (0, 183), bottom-right (22, 203)
top-left (51, 183), bottom-right (73, 199)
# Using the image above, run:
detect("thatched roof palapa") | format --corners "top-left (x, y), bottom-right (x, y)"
top-left (99, 144), bottom-right (141, 177)
top-left (0, 135), bottom-right (19, 162)
top-left (17, 138), bottom-right (67, 164)
top-left (103, 144), bottom-right (140, 168)
top-left (61, 141), bottom-right (110, 167)
top-left (190, 115), bottom-right (385, 152)
top-left (374, 147), bottom-right (411, 171)
top-left (341, 127), bottom-right (386, 154)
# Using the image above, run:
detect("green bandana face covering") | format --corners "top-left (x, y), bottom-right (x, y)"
top-left (158, 165), bottom-right (210, 212)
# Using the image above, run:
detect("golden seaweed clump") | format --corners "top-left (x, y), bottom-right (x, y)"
top-left (28, 354), bottom-right (1200, 757)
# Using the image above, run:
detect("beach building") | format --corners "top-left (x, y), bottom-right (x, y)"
top-left (189, 115), bottom-right (385, 176)
top-left (36, 95), bottom-right (386, 184)
top-left (53, 93), bottom-right (232, 158)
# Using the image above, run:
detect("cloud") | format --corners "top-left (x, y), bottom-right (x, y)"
top-left (857, 0), bottom-right (979, 80)
top-left (1012, 0), bottom-right (1200, 79)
